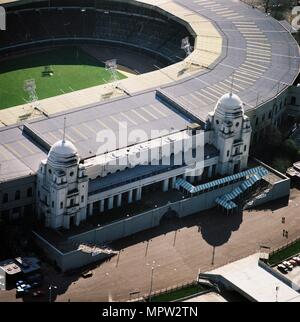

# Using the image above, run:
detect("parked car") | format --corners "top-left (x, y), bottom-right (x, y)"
top-left (16, 281), bottom-right (31, 298)
top-left (277, 264), bottom-right (288, 274)
top-left (16, 281), bottom-right (31, 290)
top-left (81, 270), bottom-right (93, 278)
top-left (289, 260), bottom-right (298, 267)
top-left (282, 261), bottom-right (293, 271)
top-left (16, 287), bottom-right (30, 298)
top-left (293, 256), bottom-right (300, 264)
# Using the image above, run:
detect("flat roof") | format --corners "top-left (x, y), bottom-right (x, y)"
top-left (26, 92), bottom-right (193, 160)
top-left (207, 253), bottom-right (300, 302)
top-left (0, 126), bottom-right (47, 181)
top-left (0, 0), bottom-right (299, 182)
top-left (162, 0), bottom-right (300, 119)
top-left (0, 257), bottom-right (40, 275)
top-left (0, 259), bottom-right (21, 275)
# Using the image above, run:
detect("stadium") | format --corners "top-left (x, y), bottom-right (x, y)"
top-left (0, 0), bottom-right (196, 111)
top-left (0, 0), bottom-right (300, 278)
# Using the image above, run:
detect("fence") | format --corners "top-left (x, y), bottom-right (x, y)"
top-left (128, 279), bottom-right (211, 302)
top-left (268, 236), bottom-right (300, 265)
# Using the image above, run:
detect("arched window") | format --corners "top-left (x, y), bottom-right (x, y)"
top-left (15, 190), bottom-right (20, 200)
top-left (2, 193), bottom-right (8, 203)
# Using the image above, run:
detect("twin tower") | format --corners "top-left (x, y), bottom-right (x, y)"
top-left (36, 92), bottom-right (252, 230)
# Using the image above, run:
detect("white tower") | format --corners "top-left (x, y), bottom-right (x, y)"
top-left (36, 139), bottom-right (89, 230)
top-left (208, 93), bottom-right (252, 175)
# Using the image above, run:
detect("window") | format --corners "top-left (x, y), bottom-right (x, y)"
top-left (27, 187), bottom-right (33, 198)
top-left (48, 169), bottom-right (52, 175)
top-left (216, 120), bottom-right (219, 125)
top-left (15, 191), bottom-right (20, 201)
top-left (70, 171), bottom-right (74, 177)
top-left (227, 150), bottom-right (230, 157)
top-left (262, 114), bottom-right (265, 122)
top-left (236, 122), bottom-right (240, 127)
top-left (244, 145), bottom-right (247, 152)
top-left (235, 148), bottom-right (239, 155)
top-left (52, 201), bottom-right (54, 208)
top-left (60, 202), bottom-right (63, 209)
top-left (291, 96), bottom-right (296, 105)
top-left (255, 117), bottom-right (259, 126)
top-left (2, 193), bottom-right (8, 203)
top-left (81, 196), bottom-right (84, 203)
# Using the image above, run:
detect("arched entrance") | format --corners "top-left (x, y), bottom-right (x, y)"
top-left (160, 208), bottom-right (179, 224)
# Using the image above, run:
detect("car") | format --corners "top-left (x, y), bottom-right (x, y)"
top-left (16, 282), bottom-right (31, 290)
top-left (16, 286), bottom-right (30, 298)
top-left (81, 270), bottom-right (93, 278)
top-left (289, 260), bottom-right (298, 267)
top-left (16, 280), bottom-right (26, 287)
top-left (282, 261), bottom-right (293, 271)
top-left (277, 264), bottom-right (288, 274)
top-left (294, 256), bottom-right (300, 264)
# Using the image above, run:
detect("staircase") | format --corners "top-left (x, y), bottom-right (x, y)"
top-left (215, 167), bottom-right (269, 214)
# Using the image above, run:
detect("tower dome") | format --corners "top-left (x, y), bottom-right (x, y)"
top-left (214, 93), bottom-right (244, 119)
top-left (48, 139), bottom-right (79, 168)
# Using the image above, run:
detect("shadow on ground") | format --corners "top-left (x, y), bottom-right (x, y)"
top-left (112, 207), bottom-right (243, 250)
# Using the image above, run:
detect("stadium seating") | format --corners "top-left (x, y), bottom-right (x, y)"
top-left (0, 1), bottom-right (194, 64)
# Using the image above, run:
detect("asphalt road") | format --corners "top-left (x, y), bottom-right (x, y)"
top-left (1, 188), bottom-right (300, 302)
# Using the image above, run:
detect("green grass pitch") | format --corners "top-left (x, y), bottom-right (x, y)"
top-left (0, 46), bottom-right (126, 110)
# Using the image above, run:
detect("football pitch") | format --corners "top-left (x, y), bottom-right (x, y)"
top-left (0, 46), bottom-right (126, 110)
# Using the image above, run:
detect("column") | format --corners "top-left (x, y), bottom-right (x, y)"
top-left (190, 171), bottom-right (195, 183)
top-left (208, 166), bottom-right (213, 178)
top-left (135, 187), bottom-right (142, 201)
top-left (195, 168), bottom-right (203, 182)
top-left (171, 177), bottom-right (177, 189)
top-left (128, 190), bottom-right (133, 204)
top-left (88, 203), bottom-right (93, 217)
top-left (138, 187), bottom-right (142, 200)
top-left (108, 196), bottom-right (114, 210)
top-left (163, 179), bottom-right (169, 192)
top-left (186, 170), bottom-right (195, 183)
top-left (100, 200), bottom-right (105, 213)
top-left (117, 194), bottom-right (122, 208)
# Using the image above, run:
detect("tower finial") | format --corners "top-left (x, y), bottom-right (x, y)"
top-left (63, 116), bottom-right (66, 143)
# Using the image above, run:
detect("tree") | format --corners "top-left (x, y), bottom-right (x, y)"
top-left (268, 125), bottom-right (283, 148)
top-left (283, 138), bottom-right (299, 161)
top-left (272, 157), bottom-right (291, 173)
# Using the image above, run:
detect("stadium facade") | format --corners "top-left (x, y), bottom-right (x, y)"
top-left (0, 0), bottom-right (299, 261)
